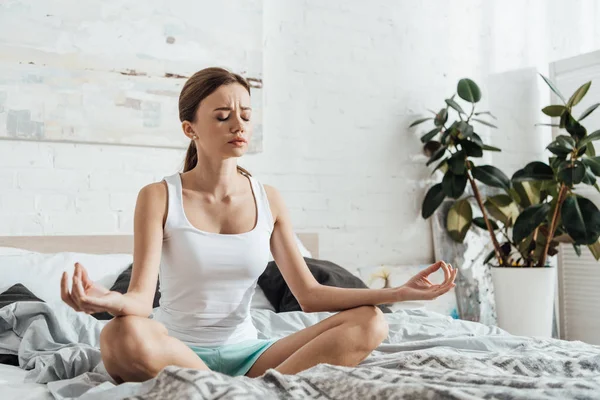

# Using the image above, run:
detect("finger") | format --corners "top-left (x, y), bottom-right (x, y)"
top-left (74, 276), bottom-right (98, 313)
top-left (440, 261), bottom-right (450, 283)
top-left (420, 261), bottom-right (443, 276)
top-left (451, 267), bottom-right (458, 283)
top-left (79, 263), bottom-right (92, 287)
top-left (422, 277), bottom-right (434, 286)
top-left (71, 274), bottom-right (86, 309)
top-left (60, 272), bottom-right (79, 310)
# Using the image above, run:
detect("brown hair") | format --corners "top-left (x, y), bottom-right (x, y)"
top-left (180, 67), bottom-right (251, 176)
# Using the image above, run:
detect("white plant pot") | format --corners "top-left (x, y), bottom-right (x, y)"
top-left (491, 266), bottom-right (556, 338)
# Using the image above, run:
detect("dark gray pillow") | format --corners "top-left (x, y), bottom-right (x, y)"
top-left (258, 257), bottom-right (392, 313)
top-left (0, 283), bottom-right (44, 309)
top-left (91, 264), bottom-right (161, 320)
top-left (0, 283), bottom-right (44, 366)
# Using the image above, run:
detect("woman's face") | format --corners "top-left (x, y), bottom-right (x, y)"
top-left (183, 83), bottom-right (252, 159)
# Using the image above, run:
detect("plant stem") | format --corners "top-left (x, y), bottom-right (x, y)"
top-left (538, 184), bottom-right (567, 268)
top-left (466, 169), bottom-right (504, 266)
top-left (528, 226), bottom-right (539, 263)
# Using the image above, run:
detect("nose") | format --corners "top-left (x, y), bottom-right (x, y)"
top-left (230, 115), bottom-right (245, 134)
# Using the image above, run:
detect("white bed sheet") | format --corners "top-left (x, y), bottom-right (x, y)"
top-left (0, 364), bottom-right (53, 400)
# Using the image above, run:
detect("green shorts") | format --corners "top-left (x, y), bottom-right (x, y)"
top-left (188, 339), bottom-right (277, 377)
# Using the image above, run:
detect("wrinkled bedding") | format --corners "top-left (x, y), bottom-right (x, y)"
top-left (1, 301), bottom-right (600, 399)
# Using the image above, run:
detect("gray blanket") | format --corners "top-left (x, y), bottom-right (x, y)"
top-left (2, 301), bottom-right (600, 399)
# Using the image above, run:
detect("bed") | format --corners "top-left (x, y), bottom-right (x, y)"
top-left (1, 234), bottom-right (600, 400)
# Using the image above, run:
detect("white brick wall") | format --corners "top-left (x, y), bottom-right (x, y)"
top-left (1, 0), bottom-right (600, 271)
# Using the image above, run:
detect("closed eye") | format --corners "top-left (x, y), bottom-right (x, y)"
top-left (217, 115), bottom-right (251, 122)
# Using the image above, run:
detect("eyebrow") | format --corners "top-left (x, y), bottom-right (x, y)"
top-left (213, 107), bottom-right (252, 111)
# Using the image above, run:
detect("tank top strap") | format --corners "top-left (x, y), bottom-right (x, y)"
top-left (248, 176), bottom-right (275, 232)
top-left (162, 173), bottom-right (185, 236)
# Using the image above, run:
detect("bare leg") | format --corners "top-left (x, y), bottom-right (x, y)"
top-left (246, 306), bottom-right (388, 377)
top-left (100, 315), bottom-right (209, 383)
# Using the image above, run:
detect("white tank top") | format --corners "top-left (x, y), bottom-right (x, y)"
top-left (152, 172), bottom-right (274, 347)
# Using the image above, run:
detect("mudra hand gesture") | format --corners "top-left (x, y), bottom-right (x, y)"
top-left (60, 262), bottom-right (125, 316)
top-left (396, 261), bottom-right (457, 301)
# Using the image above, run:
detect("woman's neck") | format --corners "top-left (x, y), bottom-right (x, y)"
top-left (186, 158), bottom-right (240, 198)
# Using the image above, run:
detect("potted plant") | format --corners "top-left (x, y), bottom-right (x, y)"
top-left (411, 76), bottom-right (600, 337)
top-left (410, 78), bottom-right (511, 272)
top-left (490, 75), bottom-right (600, 337)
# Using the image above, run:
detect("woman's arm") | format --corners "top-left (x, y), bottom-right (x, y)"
top-left (265, 185), bottom-right (456, 313)
top-left (118, 182), bottom-right (168, 317)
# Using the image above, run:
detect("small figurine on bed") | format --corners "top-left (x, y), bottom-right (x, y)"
top-left (60, 67), bottom-right (457, 384)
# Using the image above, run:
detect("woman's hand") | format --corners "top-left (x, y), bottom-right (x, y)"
top-left (60, 262), bottom-right (125, 316)
top-left (395, 261), bottom-right (457, 302)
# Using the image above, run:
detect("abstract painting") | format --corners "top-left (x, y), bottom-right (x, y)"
top-left (0, 0), bottom-right (263, 152)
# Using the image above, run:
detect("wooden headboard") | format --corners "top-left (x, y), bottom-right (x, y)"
top-left (0, 233), bottom-right (319, 258)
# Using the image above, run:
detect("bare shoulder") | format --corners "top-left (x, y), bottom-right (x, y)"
top-left (263, 184), bottom-right (286, 222)
top-left (136, 181), bottom-right (168, 224)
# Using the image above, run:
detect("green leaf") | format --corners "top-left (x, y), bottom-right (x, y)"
top-left (472, 118), bottom-right (498, 129)
top-left (542, 105), bottom-right (567, 117)
top-left (422, 183), bottom-right (446, 219)
top-left (482, 144), bottom-right (501, 152)
top-left (472, 165), bottom-right (512, 192)
top-left (483, 249), bottom-right (496, 265)
top-left (446, 199), bottom-right (473, 242)
top-left (557, 161), bottom-right (586, 186)
top-left (549, 157), bottom-right (566, 169)
top-left (567, 81), bottom-right (592, 108)
top-left (512, 161), bottom-right (554, 182)
top-left (457, 78), bottom-right (481, 103)
top-left (579, 103), bottom-right (600, 121)
top-left (434, 108), bottom-right (448, 127)
top-left (586, 143), bottom-right (596, 157)
top-left (578, 130), bottom-right (600, 148)
top-left (445, 98), bottom-right (466, 114)
top-left (582, 157), bottom-right (600, 176)
top-left (547, 140), bottom-right (573, 157)
top-left (573, 243), bottom-right (582, 257)
top-left (561, 196), bottom-right (600, 245)
top-left (442, 170), bottom-right (468, 199)
top-left (410, 117), bottom-right (433, 128)
top-left (565, 113), bottom-right (587, 141)
top-left (556, 135), bottom-right (576, 149)
top-left (536, 123), bottom-right (560, 127)
top-left (420, 127), bottom-right (442, 143)
top-left (447, 151), bottom-right (466, 175)
top-left (513, 181), bottom-right (541, 208)
top-left (457, 121), bottom-right (474, 138)
top-left (539, 73), bottom-right (566, 104)
top-left (513, 203), bottom-right (552, 243)
top-left (588, 239), bottom-right (600, 261)
top-left (582, 165), bottom-right (596, 186)
top-left (474, 111), bottom-right (497, 120)
top-left (470, 133), bottom-right (484, 147)
top-left (472, 217), bottom-right (499, 230)
top-left (485, 194), bottom-right (520, 226)
top-left (431, 158), bottom-right (448, 175)
top-left (460, 140), bottom-right (483, 157)
top-left (426, 145), bottom-right (447, 166)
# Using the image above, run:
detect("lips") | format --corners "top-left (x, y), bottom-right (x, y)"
top-left (229, 138), bottom-right (247, 144)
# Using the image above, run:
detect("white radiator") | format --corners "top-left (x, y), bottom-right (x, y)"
top-left (551, 50), bottom-right (600, 345)
top-left (557, 242), bottom-right (600, 344)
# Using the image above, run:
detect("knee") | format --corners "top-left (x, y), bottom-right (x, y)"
top-left (100, 316), bottom-right (164, 366)
top-left (351, 306), bottom-right (389, 350)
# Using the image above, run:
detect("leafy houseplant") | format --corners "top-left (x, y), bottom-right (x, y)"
top-left (410, 78), bottom-right (511, 268)
top-left (505, 76), bottom-right (600, 268)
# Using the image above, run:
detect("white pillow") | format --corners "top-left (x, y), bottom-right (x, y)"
top-left (0, 248), bottom-right (133, 306)
top-left (251, 286), bottom-right (276, 312)
top-left (268, 234), bottom-right (312, 261)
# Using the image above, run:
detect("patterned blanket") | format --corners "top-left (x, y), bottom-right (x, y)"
top-left (130, 337), bottom-right (600, 399)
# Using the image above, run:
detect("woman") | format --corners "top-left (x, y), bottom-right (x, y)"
top-left (60, 67), bottom-right (457, 384)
